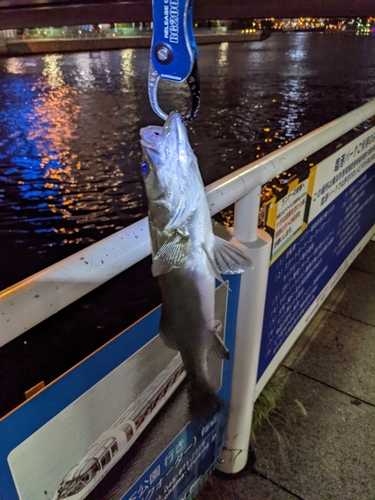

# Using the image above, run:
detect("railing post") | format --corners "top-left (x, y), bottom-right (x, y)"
top-left (217, 185), bottom-right (272, 474)
top-left (234, 184), bottom-right (261, 243)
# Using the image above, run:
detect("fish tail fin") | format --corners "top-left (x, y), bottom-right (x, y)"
top-left (188, 377), bottom-right (226, 424)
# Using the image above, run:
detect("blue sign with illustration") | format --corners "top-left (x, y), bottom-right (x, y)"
top-left (0, 276), bottom-right (240, 500)
top-left (124, 413), bottom-right (226, 500)
top-left (258, 128), bottom-right (375, 381)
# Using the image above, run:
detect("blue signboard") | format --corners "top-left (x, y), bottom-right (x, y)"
top-left (124, 414), bottom-right (226, 500)
top-left (258, 128), bottom-right (375, 381)
top-left (0, 276), bottom-right (241, 500)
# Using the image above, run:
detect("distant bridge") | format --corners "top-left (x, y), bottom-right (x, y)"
top-left (1, 0), bottom-right (374, 30)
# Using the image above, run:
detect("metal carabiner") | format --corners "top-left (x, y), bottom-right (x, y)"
top-left (148, 59), bottom-right (200, 122)
top-left (148, 0), bottom-right (200, 121)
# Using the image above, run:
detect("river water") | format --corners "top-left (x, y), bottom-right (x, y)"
top-left (1, 33), bottom-right (375, 290)
top-left (1, 33), bottom-right (375, 415)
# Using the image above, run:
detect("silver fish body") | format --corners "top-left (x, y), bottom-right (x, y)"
top-left (140, 112), bottom-right (251, 418)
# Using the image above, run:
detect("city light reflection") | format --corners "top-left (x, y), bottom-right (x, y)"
top-left (120, 48), bottom-right (136, 83)
top-left (71, 52), bottom-right (95, 88)
top-left (279, 35), bottom-right (309, 140)
top-left (1, 54), bottom-right (87, 246)
top-left (5, 58), bottom-right (25, 75)
top-left (217, 42), bottom-right (229, 67)
top-left (42, 54), bottom-right (64, 87)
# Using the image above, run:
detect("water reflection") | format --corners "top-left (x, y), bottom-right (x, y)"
top-left (121, 48), bottom-right (136, 83)
top-left (26, 57), bottom-right (81, 242)
top-left (278, 35), bottom-right (310, 140)
top-left (5, 58), bottom-right (25, 75)
top-left (70, 52), bottom-right (96, 88)
top-left (217, 42), bottom-right (229, 67)
top-left (287, 41), bottom-right (306, 63)
top-left (0, 35), bottom-right (375, 287)
top-left (43, 54), bottom-right (64, 88)
top-left (0, 51), bottom-right (144, 258)
top-left (285, 33), bottom-right (309, 70)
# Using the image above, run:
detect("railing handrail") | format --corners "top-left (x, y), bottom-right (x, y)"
top-left (205, 99), bottom-right (375, 212)
top-left (1, 99), bottom-right (375, 347)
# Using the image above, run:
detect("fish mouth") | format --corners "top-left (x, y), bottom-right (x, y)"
top-left (140, 112), bottom-right (187, 158)
top-left (164, 110), bottom-right (183, 125)
top-left (163, 111), bottom-right (186, 141)
top-left (140, 125), bottom-right (163, 154)
top-left (140, 138), bottom-right (158, 153)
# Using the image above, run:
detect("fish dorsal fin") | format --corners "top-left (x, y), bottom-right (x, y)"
top-left (208, 321), bottom-right (230, 360)
top-left (213, 235), bottom-right (253, 274)
top-left (152, 231), bottom-right (189, 277)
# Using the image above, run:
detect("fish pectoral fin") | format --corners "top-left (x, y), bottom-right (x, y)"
top-left (209, 324), bottom-right (230, 361)
top-left (202, 243), bottom-right (230, 290)
top-left (213, 235), bottom-right (254, 274)
top-left (152, 231), bottom-right (189, 277)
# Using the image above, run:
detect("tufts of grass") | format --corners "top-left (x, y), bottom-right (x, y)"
top-left (250, 370), bottom-right (290, 444)
top-left (250, 369), bottom-right (307, 446)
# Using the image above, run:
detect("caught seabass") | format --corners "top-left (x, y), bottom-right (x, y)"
top-left (140, 112), bottom-right (251, 419)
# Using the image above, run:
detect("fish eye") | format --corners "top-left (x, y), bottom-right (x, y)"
top-left (141, 161), bottom-right (150, 178)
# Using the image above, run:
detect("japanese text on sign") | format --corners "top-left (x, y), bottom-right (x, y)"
top-left (272, 180), bottom-right (308, 258)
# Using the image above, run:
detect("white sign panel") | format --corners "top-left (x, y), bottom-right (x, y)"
top-left (309, 127), bottom-right (375, 222)
top-left (272, 179), bottom-right (308, 257)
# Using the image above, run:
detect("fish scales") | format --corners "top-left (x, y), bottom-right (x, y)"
top-left (140, 111), bottom-right (252, 420)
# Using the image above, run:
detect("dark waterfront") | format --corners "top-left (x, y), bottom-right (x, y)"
top-left (1, 32), bottom-right (375, 415)
top-left (1, 33), bottom-right (375, 289)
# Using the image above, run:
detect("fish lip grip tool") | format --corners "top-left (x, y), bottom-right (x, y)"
top-left (148, 0), bottom-right (201, 122)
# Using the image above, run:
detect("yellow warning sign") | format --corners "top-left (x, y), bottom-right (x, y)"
top-left (265, 169), bottom-right (316, 264)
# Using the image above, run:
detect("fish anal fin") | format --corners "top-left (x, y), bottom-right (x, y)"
top-left (152, 231), bottom-right (189, 276)
top-left (209, 321), bottom-right (230, 361)
top-left (213, 235), bottom-right (253, 275)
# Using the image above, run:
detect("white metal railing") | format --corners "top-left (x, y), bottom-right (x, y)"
top-left (1, 99), bottom-right (374, 346)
